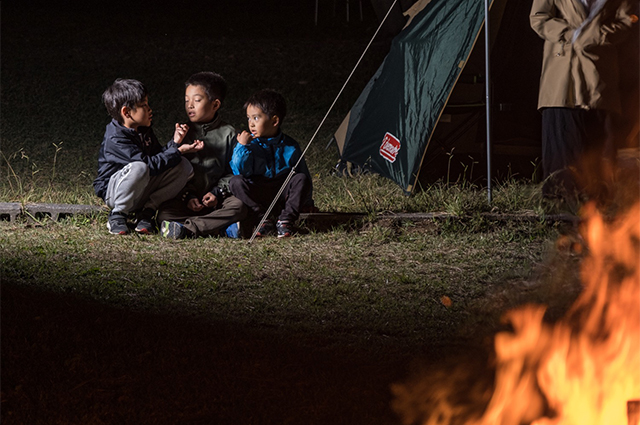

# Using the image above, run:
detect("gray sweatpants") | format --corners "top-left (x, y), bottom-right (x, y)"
top-left (105, 158), bottom-right (193, 214)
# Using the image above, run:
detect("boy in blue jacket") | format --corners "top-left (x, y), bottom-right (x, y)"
top-left (94, 78), bottom-right (203, 235)
top-left (229, 89), bottom-right (313, 238)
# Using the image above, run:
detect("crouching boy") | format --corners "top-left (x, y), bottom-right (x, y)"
top-left (229, 89), bottom-right (313, 238)
top-left (93, 78), bottom-right (203, 235)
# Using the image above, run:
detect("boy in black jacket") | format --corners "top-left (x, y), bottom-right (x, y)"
top-left (93, 78), bottom-right (203, 235)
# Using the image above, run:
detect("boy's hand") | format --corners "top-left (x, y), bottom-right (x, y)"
top-left (173, 123), bottom-right (190, 144)
top-left (179, 139), bottom-right (204, 154)
top-left (187, 198), bottom-right (204, 212)
top-left (202, 192), bottom-right (218, 208)
top-left (237, 131), bottom-right (253, 146)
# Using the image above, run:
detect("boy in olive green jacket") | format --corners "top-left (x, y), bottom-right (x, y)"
top-left (157, 72), bottom-right (247, 239)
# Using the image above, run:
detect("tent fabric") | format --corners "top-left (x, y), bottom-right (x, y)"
top-left (338, 0), bottom-right (488, 193)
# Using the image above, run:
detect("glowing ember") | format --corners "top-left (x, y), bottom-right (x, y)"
top-left (394, 203), bottom-right (640, 425)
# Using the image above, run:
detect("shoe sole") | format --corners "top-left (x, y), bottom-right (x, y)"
top-left (276, 221), bottom-right (292, 238)
top-left (107, 222), bottom-right (129, 235)
top-left (256, 223), bottom-right (274, 237)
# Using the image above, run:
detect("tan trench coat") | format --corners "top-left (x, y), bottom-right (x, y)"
top-left (530, 0), bottom-right (636, 112)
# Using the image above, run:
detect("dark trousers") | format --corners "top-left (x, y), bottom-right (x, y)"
top-left (541, 108), bottom-right (615, 195)
top-left (157, 195), bottom-right (247, 238)
top-left (229, 173), bottom-right (310, 222)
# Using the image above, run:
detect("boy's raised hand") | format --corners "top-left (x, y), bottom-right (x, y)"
top-left (237, 131), bottom-right (253, 146)
top-left (173, 123), bottom-right (190, 144)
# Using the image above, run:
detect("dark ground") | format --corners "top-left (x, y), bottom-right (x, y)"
top-left (0, 3), bottom-right (417, 421)
top-left (2, 281), bottom-right (465, 424)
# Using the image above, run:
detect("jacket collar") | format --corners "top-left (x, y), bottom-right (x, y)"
top-left (254, 131), bottom-right (284, 145)
top-left (194, 113), bottom-right (222, 133)
top-left (111, 118), bottom-right (143, 136)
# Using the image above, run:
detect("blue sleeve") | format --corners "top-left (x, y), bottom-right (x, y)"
top-left (230, 143), bottom-right (254, 177)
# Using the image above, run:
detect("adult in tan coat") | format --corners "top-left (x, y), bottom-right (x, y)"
top-left (530, 0), bottom-right (637, 198)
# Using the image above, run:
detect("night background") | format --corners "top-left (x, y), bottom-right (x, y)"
top-left (2, 1), bottom-right (638, 424)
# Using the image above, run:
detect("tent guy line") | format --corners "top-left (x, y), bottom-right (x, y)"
top-left (247, 0), bottom-right (400, 243)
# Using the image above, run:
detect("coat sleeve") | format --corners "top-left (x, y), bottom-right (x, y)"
top-left (571, 3), bottom-right (635, 51)
top-left (599, 1), bottom-right (636, 45)
top-left (230, 143), bottom-right (254, 177)
top-left (530, 0), bottom-right (575, 43)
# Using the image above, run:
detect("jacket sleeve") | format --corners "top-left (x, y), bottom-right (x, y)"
top-left (105, 134), bottom-right (182, 177)
top-left (597, 1), bottom-right (636, 45)
top-left (530, 0), bottom-right (575, 43)
top-left (230, 143), bottom-right (254, 177)
top-left (572, 1), bottom-right (636, 49)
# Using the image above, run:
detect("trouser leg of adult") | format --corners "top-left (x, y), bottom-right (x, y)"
top-left (278, 173), bottom-right (310, 222)
top-left (541, 108), bottom-right (584, 179)
top-left (137, 157), bottom-right (193, 212)
top-left (105, 162), bottom-right (150, 214)
top-left (541, 108), bottom-right (591, 195)
top-left (542, 108), bottom-right (615, 196)
top-left (581, 110), bottom-right (614, 200)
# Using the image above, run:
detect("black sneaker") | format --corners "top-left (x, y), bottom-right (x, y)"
top-left (276, 220), bottom-right (293, 238)
top-left (107, 211), bottom-right (129, 235)
top-left (135, 208), bottom-right (156, 234)
top-left (161, 220), bottom-right (187, 239)
top-left (255, 219), bottom-right (275, 237)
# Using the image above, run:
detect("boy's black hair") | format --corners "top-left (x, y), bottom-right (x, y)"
top-left (185, 72), bottom-right (228, 103)
top-left (244, 89), bottom-right (287, 125)
top-left (102, 78), bottom-right (147, 124)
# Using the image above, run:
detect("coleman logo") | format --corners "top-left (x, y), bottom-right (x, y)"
top-left (379, 132), bottom-right (401, 163)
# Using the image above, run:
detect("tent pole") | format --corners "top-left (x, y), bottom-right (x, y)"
top-left (484, 0), bottom-right (493, 203)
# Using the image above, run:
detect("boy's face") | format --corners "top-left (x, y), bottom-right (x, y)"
top-left (185, 84), bottom-right (220, 124)
top-left (246, 104), bottom-right (279, 139)
top-left (122, 97), bottom-right (152, 129)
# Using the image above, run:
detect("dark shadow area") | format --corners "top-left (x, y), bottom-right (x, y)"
top-left (1, 282), bottom-right (422, 424)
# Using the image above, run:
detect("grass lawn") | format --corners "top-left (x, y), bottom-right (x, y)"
top-left (0, 1), bottom-right (611, 423)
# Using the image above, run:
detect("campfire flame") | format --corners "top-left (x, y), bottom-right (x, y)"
top-left (394, 202), bottom-right (640, 425)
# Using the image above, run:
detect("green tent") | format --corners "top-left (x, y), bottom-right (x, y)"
top-left (334, 0), bottom-right (540, 193)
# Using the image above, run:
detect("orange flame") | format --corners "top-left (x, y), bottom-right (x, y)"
top-left (394, 203), bottom-right (640, 425)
